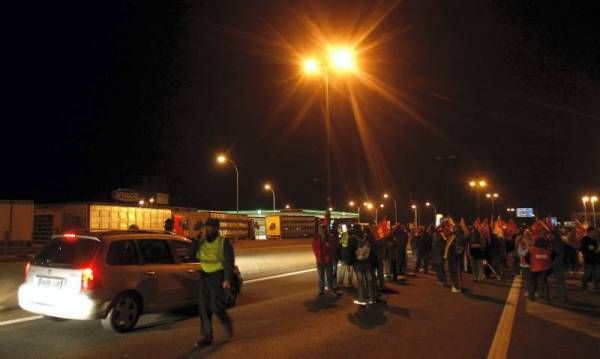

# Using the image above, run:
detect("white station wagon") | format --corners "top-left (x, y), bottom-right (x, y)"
top-left (19, 231), bottom-right (242, 332)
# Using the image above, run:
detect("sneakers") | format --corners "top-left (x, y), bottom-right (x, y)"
top-left (195, 336), bottom-right (213, 347)
top-left (451, 286), bottom-right (462, 293)
top-left (353, 299), bottom-right (367, 306)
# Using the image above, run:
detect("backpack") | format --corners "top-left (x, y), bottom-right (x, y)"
top-left (355, 239), bottom-right (371, 261)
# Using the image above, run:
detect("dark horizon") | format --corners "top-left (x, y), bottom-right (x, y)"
top-left (2, 0), bottom-right (599, 221)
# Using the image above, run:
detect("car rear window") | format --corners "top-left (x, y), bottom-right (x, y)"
top-left (32, 237), bottom-right (101, 268)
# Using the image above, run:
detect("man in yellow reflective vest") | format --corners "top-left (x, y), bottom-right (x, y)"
top-left (194, 218), bottom-right (235, 347)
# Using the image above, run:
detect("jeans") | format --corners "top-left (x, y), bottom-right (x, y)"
top-left (354, 266), bottom-right (376, 303)
top-left (582, 263), bottom-right (600, 291)
top-left (198, 270), bottom-right (232, 338)
top-left (337, 262), bottom-right (354, 286)
top-left (433, 261), bottom-right (447, 284)
top-left (448, 255), bottom-right (463, 289)
top-left (317, 263), bottom-right (334, 293)
top-left (376, 260), bottom-right (385, 288)
top-left (398, 249), bottom-right (407, 274)
top-left (415, 251), bottom-right (430, 273)
top-left (530, 270), bottom-right (549, 301)
top-left (521, 267), bottom-right (531, 295)
top-left (552, 266), bottom-right (567, 301)
top-left (470, 258), bottom-right (485, 281)
top-left (331, 259), bottom-right (339, 288)
top-left (386, 256), bottom-right (398, 281)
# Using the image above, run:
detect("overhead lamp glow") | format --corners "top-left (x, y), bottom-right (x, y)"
top-left (330, 47), bottom-right (355, 71)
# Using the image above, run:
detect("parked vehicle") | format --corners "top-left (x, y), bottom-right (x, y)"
top-left (18, 231), bottom-right (242, 332)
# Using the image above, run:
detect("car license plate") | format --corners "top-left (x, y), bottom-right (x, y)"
top-left (39, 277), bottom-right (63, 289)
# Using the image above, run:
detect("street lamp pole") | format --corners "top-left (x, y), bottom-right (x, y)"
top-left (426, 202), bottom-right (437, 225)
top-left (411, 205), bottom-right (418, 227)
top-left (582, 196), bottom-right (589, 224)
top-left (217, 155), bottom-right (239, 216)
top-left (591, 196), bottom-right (598, 228)
top-left (384, 194), bottom-right (398, 224)
top-left (264, 184), bottom-right (276, 211)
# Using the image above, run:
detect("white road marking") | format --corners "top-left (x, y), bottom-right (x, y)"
top-left (0, 268), bottom-right (317, 327)
top-left (244, 268), bottom-right (316, 284)
top-left (487, 276), bottom-right (522, 359)
top-left (0, 315), bottom-right (43, 327)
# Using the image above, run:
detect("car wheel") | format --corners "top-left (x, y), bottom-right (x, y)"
top-left (101, 293), bottom-right (141, 333)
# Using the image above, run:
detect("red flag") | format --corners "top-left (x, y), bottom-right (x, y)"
top-left (479, 219), bottom-right (491, 242)
top-left (505, 219), bottom-right (519, 238)
top-left (493, 216), bottom-right (506, 238)
top-left (376, 218), bottom-right (389, 240)
top-left (530, 219), bottom-right (550, 239)
top-left (473, 218), bottom-right (481, 230)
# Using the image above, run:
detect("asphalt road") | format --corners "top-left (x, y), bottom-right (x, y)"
top-left (1, 265), bottom-right (598, 359)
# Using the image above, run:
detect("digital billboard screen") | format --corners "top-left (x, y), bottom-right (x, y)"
top-left (516, 208), bottom-right (535, 218)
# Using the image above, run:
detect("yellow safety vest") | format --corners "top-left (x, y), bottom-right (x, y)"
top-left (341, 232), bottom-right (349, 248)
top-left (196, 236), bottom-right (225, 273)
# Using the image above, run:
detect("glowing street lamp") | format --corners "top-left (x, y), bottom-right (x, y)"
top-left (425, 202), bottom-right (437, 225)
top-left (264, 183), bottom-right (276, 211)
top-left (303, 58), bottom-right (319, 74)
top-left (582, 196), bottom-right (590, 224)
top-left (486, 193), bottom-right (499, 220)
top-left (138, 199), bottom-right (145, 206)
top-left (349, 201), bottom-right (362, 223)
top-left (216, 154), bottom-right (239, 216)
top-left (469, 179), bottom-right (488, 217)
top-left (383, 193), bottom-right (398, 224)
top-left (301, 45), bottom-right (358, 211)
top-left (285, 204), bottom-right (291, 209)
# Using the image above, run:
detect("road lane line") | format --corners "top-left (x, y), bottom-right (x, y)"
top-left (487, 276), bottom-right (522, 359)
top-left (0, 315), bottom-right (43, 327)
top-left (244, 268), bottom-right (316, 284)
top-left (0, 269), bottom-right (316, 327)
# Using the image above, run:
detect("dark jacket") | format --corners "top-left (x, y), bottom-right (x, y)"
top-left (469, 231), bottom-right (486, 260)
top-left (579, 236), bottom-right (598, 264)
top-left (551, 238), bottom-right (567, 270)
top-left (431, 232), bottom-right (446, 263)
top-left (420, 233), bottom-right (433, 253)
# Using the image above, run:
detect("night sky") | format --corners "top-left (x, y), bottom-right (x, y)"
top-left (3, 0), bottom-right (599, 222)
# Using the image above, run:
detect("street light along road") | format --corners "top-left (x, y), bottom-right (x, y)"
top-left (217, 154), bottom-right (240, 216)
top-left (383, 193), bottom-right (398, 224)
top-left (264, 183), bottom-right (276, 211)
top-left (469, 179), bottom-right (487, 218)
top-left (301, 45), bottom-right (358, 211)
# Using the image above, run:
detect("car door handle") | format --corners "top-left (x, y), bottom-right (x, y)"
top-left (144, 271), bottom-right (156, 276)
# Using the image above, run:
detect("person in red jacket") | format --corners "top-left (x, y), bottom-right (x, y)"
top-left (313, 224), bottom-right (335, 295)
top-left (525, 238), bottom-right (552, 301)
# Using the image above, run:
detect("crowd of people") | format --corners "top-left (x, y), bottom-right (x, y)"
top-left (312, 218), bottom-right (600, 306)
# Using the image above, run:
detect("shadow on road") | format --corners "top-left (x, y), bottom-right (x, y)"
top-left (461, 289), bottom-right (507, 305)
top-left (303, 294), bottom-right (341, 313)
top-left (177, 341), bottom-right (227, 359)
top-left (134, 306), bottom-right (198, 332)
top-left (347, 302), bottom-right (411, 330)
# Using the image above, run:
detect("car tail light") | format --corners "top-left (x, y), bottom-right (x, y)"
top-left (63, 233), bottom-right (77, 241)
top-left (81, 267), bottom-right (95, 291)
top-left (25, 262), bottom-right (31, 280)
